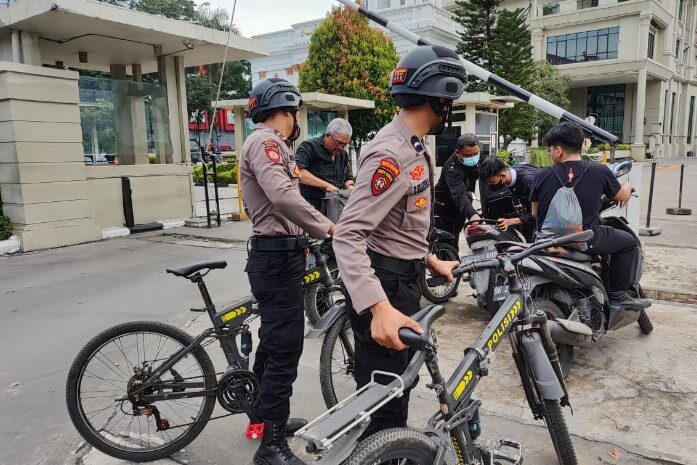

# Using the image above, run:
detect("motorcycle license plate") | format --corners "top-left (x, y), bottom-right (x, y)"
top-left (494, 285), bottom-right (510, 302)
top-left (494, 280), bottom-right (531, 301)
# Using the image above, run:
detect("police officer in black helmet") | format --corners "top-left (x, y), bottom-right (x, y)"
top-left (334, 45), bottom-right (467, 439)
top-left (239, 78), bottom-right (335, 465)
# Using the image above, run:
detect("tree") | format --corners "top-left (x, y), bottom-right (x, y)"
top-left (455, 0), bottom-right (502, 92)
top-left (129, 0), bottom-right (196, 20)
top-left (528, 60), bottom-right (571, 140)
top-left (492, 9), bottom-right (535, 143)
top-left (299, 7), bottom-right (399, 155)
top-left (186, 74), bottom-right (217, 147)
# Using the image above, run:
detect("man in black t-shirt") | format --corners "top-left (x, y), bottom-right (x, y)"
top-left (295, 118), bottom-right (355, 211)
top-left (530, 122), bottom-right (648, 309)
top-left (479, 157), bottom-right (537, 242)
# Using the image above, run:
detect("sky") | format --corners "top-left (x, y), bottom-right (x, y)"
top-left (202, 0), bottom-right (335, 37)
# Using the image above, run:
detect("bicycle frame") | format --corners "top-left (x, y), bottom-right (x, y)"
top-left (133, 240), bottom-right (338, 403)
top-left (300, 251), bottom-right (574, 465)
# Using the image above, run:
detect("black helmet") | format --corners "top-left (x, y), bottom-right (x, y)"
top-left (247, 78), bottom-right (302, 123)
top-left (389, 45), bottom-right (467, 107)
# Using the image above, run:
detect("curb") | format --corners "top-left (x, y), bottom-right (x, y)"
top-left (0, 235), bottom-right (21, 255)
top-left (100, 219), bottom-right (186, 240)
top-left (643, 286), bottom-right (697, 305)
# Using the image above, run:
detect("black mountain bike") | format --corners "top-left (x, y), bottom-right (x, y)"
top-left (65, 239), bottom-right (335, 462)
top-left (299, 230), bottom-right (593, 465)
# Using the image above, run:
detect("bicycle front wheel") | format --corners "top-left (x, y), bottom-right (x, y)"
top-left (343, 428), bottom-right (437, 465)
top-left (542, 399), bottom-right (578, 465)
top-left (319, 313), bottom-right (355, 408)
top-left (66, 321), bottom-right (216, 462)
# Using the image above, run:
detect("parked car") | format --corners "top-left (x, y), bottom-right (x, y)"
top-left (84, 154), bottom-right (108, 165)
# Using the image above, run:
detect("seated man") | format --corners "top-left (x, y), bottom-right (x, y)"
top-left (530, 122), bottom-right (648, 309)
top-left (295, 118), bottom-right (355, 212)
top-left (434, 133), bottom-right (482, 245)
top-left (479, 156), bottom-right (537, 242)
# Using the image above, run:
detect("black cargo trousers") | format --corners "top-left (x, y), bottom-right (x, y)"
top-left (345, 250), bottom-right (424, 439)
top-left (245, 244), bottom-right (306, 422)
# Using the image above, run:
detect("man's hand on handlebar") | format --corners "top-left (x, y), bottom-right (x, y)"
top-left (327, 224), bottom-right (336, 236)
top-left (369, 300), bottom-right (422, 351)
top-left (497, 217), bottom-right (522, 231)
top-left (426, 254), bottom-right (458, 283)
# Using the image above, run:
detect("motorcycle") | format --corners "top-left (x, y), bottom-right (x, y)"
top-left (495, 160), bottom-right (653, 378)
top-left (419, 227), bottom-right (461, 303)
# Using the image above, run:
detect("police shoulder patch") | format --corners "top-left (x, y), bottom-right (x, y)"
top-left (371, 157), bottom-right (401, 196)
top-left (262, 140), bottom-right (281, 163)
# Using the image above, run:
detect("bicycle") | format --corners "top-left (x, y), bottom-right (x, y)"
top-left (298, 230), bottom-right (593, 465)
top-left (65, 238), bottom-right (336, 462)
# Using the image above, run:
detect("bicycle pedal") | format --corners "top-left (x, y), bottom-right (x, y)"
top-left (490, 438), bottom-right (522, 464)
top-left (246, 422), bottom-right (265, 440)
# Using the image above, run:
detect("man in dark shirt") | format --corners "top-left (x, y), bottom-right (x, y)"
top-left (530, 122), bottom-right (648, 309)
top-left (295, 118), bottom-right (354, 211)
top-left (479, 157), bottom-right (537, 242)
top-left (434, 133), bottom-right (482, 245)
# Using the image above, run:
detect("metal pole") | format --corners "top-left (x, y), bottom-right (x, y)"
top-left (645, 161), bottom-right (657, 229)
top-left (335, 0), bottom-right (619, 145)
top-left (678, 163), bottom-right (684, 209)
top-left (211, 155), bottom-right (221, 226)
top-left (202, 158), bottom-right (211, 228)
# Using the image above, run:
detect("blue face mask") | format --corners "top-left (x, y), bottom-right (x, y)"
top-left (461, 154), bottom-right (480, 167)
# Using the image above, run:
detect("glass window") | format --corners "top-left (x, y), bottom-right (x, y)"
top-left (587, 84), bottom-right (625, 141)
top-left (676, 39), bottom-right (681, 60)
top-left (79, 75), bottom-right (172, 165)
top-left (400, 0), bottom-right (406, 5)
top-left (648, 30), bottom-right (655, 59)
top-left (679, 0), bottom-right (685, 19)
top-left (307, 110), bottom-right (338, 139)
top-left (376, 0), bottom-right (391, 8)
top-left (688, 96), bottom-right (695, 144)
top-left (546, 27), bottom-right (618, 64)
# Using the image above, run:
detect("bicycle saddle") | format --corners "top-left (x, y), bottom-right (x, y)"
top-left (398, 304), bottom-right (446, 350)
top-left (166, 261), bottom-right (228, 278)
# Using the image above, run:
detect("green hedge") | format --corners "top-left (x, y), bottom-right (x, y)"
top-left (530, 148), bottom-right (553, 167)
top-left (588, 143), bottom-right (632, 154)
top-left (0, 215), bottom-right (11, 241)
top-left (193, 162), bottom-right (237, 185)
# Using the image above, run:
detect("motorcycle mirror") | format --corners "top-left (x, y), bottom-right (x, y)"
top-left (612, 160), bottom-right (633, 178)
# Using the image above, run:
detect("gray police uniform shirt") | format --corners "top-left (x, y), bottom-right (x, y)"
top-left (239, 123), bottom-right (332, 239)
top-left (334, 114), bottom-right (434, 313)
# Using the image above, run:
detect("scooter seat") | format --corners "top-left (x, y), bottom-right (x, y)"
top-left (545, 247), bottom-right (597, 263)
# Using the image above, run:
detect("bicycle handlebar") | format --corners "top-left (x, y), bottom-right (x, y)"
top-left (428, 230), bottom-right (594, 286)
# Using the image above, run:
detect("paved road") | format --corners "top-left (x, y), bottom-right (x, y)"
top-left (1, 234), bottom-right (694, 465)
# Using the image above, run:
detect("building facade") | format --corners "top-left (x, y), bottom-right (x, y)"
top-left (494, 0), bottom-right (697, 158)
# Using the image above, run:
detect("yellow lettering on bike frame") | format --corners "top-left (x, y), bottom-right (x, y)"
top-left (221, 306), bottom-right (248, 323)
top-left (486, 300), bottom-right (522, 353)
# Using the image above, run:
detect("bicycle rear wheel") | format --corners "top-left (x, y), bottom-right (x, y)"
top-left (66, 321), bottom-right (216, 462)
top-left (343, 428), bottom-right (437, 465)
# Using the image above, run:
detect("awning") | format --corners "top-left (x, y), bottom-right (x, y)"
top-left (0, 0), bottom-right (268, 73)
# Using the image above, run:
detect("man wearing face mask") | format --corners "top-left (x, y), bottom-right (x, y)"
top-left (334, 45), bottom-right (465, 439)
top-left (434, 133), bottom-right (482, 246)
top-left (239, 78), bottom-right (335, 465)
